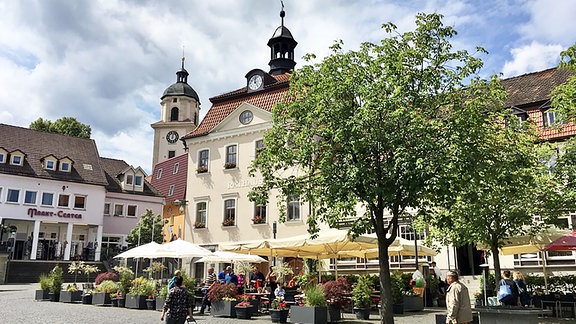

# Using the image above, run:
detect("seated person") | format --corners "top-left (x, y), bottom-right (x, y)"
top-left (274, 282), bottom-right (286, 300)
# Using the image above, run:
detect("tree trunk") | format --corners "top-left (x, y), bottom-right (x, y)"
top-left (378, 242), bottom-right (394, 324)
top-left (490, 244), bottom-right (501, 285)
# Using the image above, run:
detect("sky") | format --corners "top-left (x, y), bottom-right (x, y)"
top-left (1, 0), bottom-right (576, 174)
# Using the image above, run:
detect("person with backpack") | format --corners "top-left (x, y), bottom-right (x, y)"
top-left (498, 270), bottom-right (520, 306)
top-left (513, 271), bottom-right (530, 307)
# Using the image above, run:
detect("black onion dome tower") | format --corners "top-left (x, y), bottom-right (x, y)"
top-left (267, 6), bottom-right (298, 76)
top-left (162, 57), bottom-right (200, 102)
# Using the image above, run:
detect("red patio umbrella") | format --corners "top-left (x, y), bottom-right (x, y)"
top-left (545, 230), bottom-right (576, 251)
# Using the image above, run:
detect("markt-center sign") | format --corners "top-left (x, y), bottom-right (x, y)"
top-left (27, 208), bottom-right (82, 219)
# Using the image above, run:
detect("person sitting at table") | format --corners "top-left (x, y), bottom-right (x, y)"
top-left (250, 265), bottom-right (266, 292)
top-left (274, 282), bottom-right (286, 300)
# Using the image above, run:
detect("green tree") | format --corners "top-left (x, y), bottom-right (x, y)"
top-left (29, 116), bottom-right (91, 138)
top-left (126, 209), bottom-right (166, 247)
top-left (249, 13), bottom-right (502, 323)
top-left (551, 43), bottom-right (576, 121)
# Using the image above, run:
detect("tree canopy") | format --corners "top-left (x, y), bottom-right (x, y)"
top-left (29, 116), bottom-right (91, 138)
top-left (126, 209), bottom-right (166, 247)
top-left (250, 12), bottom-right (506, 323)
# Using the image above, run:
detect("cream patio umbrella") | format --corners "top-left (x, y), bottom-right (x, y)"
top-left (338, 237), bottom-right (437, 259)
top-left (153, 239), bottom-right (214, 258)
top-left (113, 241), bottom-right (161, 259)
top-left (195, 251), bottom-right (268, 264)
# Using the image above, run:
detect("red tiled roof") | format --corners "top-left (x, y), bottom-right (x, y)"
top-left (501, 67), bottom-right (574, 108)
top-left (150, 153), bottom-right (188, 200)
top-left (184, 73), bottom-right (291, 138)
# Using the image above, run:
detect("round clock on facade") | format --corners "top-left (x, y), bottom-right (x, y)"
top-left (239, 110), bottom-right (253, 125)
top-left (248, 74), bottom-right (263, 90)
top-left (166, 130), bottom-right (179, 143)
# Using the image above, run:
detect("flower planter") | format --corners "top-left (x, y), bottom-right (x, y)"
top-left (82, 294), bottom-right (92, 304)
top-left (117, 297), bottom-right (126, 307)
top-left (211, 300), bottom-right (238, 317)
top-left (146, 298), bottom-right (156, 310)
top-left (111, 298), bottom-right (119, 307)
top-left (48, 292), bottom-right (60, 302)
top-left (328, 305), bottom-right (342, 322)
top-left (403, 296), bottom-right (424, 311)
top-left (270, 309), bottom-right (289, 323)
top-left (35, 289), bottom-right (50, 301)
top-left (92, 292), bottom-right (112, 306)
top-left (290, 305), bottom-right (328, 324)
top-left (392, 303), bottom-right (404, 315)
top-left (59, 290), bottom-right (83, 303)
top-left (156, 296), bottom-right (166, 311)
top-left (125, 295), bottom-right (147, 309)
top-left (235, 305), bottom-right (254, 319)
top-left (353, 307), bottom-right (369, 320)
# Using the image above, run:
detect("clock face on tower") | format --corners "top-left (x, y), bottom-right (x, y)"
top-left (248, 74), bottom-right (263, 91)
top-left (166, 131), bottom-right (179, 144)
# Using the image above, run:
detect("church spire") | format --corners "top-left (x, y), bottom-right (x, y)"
top-left (267, 2), bottom-right (298, 76)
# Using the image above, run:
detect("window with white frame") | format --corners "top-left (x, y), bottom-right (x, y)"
top-left (126, 174), bottom-right (134, 185)
top-left (0, 152), bottom-right (5, 163)
top-left (6, 189), bottom-right (20, 203)
top-left (58, 194), bottom-right (70, 208)
top-left (41, 192), bottom-right (54, 206)
top-left (104, 203), bottom-right (111, 216)
top-left (173, 163), bottom-right (179, 174)
top-left (114, 204), bottom-right (124, 216)
top-left (198, 149), bottom-right (209, 172)
top-left (24, 190), bottom-right (37, 204)
top-left (135, 175), bottom-right (143, 186)
top-left (196, 202), bottom-right (207, 227)
top-left (156, 168), bottom-right (163, 179)
top-left (74, 195), bottom-right (86, 209)
top-left (287, 194), bottom-right (301, 221)
top-left (11, 155), bottom-right (23, 166)
top-left (60, 162), bottom-right (71, 172)
top-left (168, 185), bottom-right (175, 196)
top-left (253, 203), bottom-right (267, 224)
top-left (543, 110), bottom-right (557, 127)
top-left (225, 145), bottom-right (237, 168)
top-left (223, 199), bottom-right (236, 225)
top-left (45, 160), bottom-right (56, 170)
top-left (127, 205), bottom-right (137, 217)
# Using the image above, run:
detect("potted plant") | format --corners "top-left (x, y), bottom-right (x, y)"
top-left (403, 288), bottom-right (424, 311)
top-left (270, 299), bottom-right (289, 323)
top-left (194, 221), bottom-right (206, 229)
top-left (208, 283), bottom-right (238, 317)
top-left (197, 166), bottom-right (208, 173)
top-left (251, 215), bottom-right (266, 224)
top-left (222, 218), bottom-right (235, 226)
top-left (82, 264), bottom-right (99, 290)
top-left (146, 293), bottom-right (156, 310)
top-left (156, 285), bottom-right (168, 311)
top-left (126, 276), bottom-right (155, 309)
top-left (110, 292), bottom-right (119, 307)
top-left (351, 275), bottom-right (372, 320)
top-left (92, 280), bottom-right (117, 306)
top-left (35, 273), bottom-right (51, 301)
top-left (60, 283), bottom-right (83, 303)
top-left (48, 265), bottom-right (63, 302)
top-left (235, 300), bottom-right (254, 319)
top-left (322, 278), bottom-right (351, 322)
top-left (390, 271), bottom-right (405, 315)
top-left (224, 162), bottom-right (236, 169)
top-left (290, 284), bottom-right (328, 324)
top-left (113, 266), bottom-right (133, 307)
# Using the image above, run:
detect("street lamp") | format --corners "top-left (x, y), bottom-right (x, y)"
top-left (174, 199), bottom-right (187, 213)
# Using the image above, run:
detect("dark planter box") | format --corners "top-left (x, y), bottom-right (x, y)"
top-left (92, 292), bottom-right (111, 306)
top-left (328, 305), bottom-right (342, 322)
top-left (270, 309), bottom-right (289, 323)
top-left (404, 296), bottom-right (424, 311)
top-left (48, 292), bottom-right (60, 302)
top-left (353, 307), bottom-right (369, 320)
top-left (212, 300), bottom-right (238, 317)
top-left (235, 306), bottom-right (254, 319)
top-left (290, 305), bottom-right (328, 324)
top-left (125, 295), bottom-right (147, 309)
top-left (111, 298), bottom-right (119, 307)
top-left (35, 289), bottom-right (50, 301)
top-left (82, 294), bottom-right (92, 304)
top-left (156, 296), bottom-right (166, 311)
top-left (60, 290), bottom-right (83, 303)
top-left (392, 303), bottom-right (404, 314)
top-left (146, 298), bottom-right (156, 310)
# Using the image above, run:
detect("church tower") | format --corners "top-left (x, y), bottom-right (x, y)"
top-left (267, 6), bottom-right (298, 76)
top-left (151, 57), bottom-right (200, 167)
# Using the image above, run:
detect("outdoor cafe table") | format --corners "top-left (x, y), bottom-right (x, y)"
top-left (246, 292), bottom-right (270, 313)
top-left (473, 306), bottom-right (553, 324)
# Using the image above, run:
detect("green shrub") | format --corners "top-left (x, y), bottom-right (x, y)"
top-left (390, 271), bottom-right (405, 304)
top-left (113, 266), bottom-right (134, 295)
top-left (96, 280), bottom-right (118, 293)
top-left (351, 275), bottom-right (372, 308)
top-left (181, 271), bottom-right (197, 292)
top-left (39, 273), bottom-right (52, 291)
top-left (304, 284), bottom-right (327, 307)
top-left (49, 265), bottom-right (64, 293)
top-left (128, 277), bottom-right (155, 296)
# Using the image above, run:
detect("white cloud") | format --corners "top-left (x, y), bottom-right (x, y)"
top-left (502, 41), bottom-right (563, 77)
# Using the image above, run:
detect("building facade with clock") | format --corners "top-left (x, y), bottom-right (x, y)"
top-left (151, 58), bottom-right (201, 167)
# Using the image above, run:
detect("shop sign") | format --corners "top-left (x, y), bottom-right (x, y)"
top-left (227, 178), bottom-right (263, 189)
top-left (27, 208), bottom-right (82, 219)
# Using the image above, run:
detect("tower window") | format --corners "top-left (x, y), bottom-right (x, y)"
top-left (168, 151), bottom-right (176, 159)
top-left (172, 98), bottom-right (177, 103)
top-left (170, 107), bottom-right (179, 121)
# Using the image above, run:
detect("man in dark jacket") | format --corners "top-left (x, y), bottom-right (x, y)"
top-left (500, 270), bottom-right (520, 306)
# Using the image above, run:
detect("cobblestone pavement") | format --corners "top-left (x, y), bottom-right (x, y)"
top-left (2, 283), bottom-right (574, 324)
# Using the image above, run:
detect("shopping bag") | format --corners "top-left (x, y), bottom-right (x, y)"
top-left (497, 279), bottom-right (512, 301)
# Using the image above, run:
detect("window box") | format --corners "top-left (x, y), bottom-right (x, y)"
top-left (194, 222), bottom-right (206, 229)
top-left (197, 166), bottom-right (208, 174)
top-left (224, 162), bottom-right (236, 169)
top-left (251, 215), bottom-right (266, 224)
top-left (222, 218), bottom-right (235, 227)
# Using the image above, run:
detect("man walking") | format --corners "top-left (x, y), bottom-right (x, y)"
top-left (445, 270), bottom-right (472, 324)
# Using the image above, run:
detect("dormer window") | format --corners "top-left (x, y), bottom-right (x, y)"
top-left (135, 175), bottom-right (143, 186)
top-left (126, 175), bottom-right (134, 185)
top-left (11, 155), bottom-right (23, 166)
top-left (60, 162), bottom-right (71, 172)
top-left (46, 160), bottom-right (55, 170)
top-left (0, 152), bottom-right (6, 164)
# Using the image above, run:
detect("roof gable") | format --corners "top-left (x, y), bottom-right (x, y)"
top-left (502, 67), bottom-right (574, 108)
top-left (211, 102), bottom-right (272, 134)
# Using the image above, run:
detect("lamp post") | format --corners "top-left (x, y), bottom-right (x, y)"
top-left (272, 221), bottom-right (277, 266)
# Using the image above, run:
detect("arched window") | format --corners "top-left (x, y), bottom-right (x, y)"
top-left (170, 107), bottom-right (179, 121)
